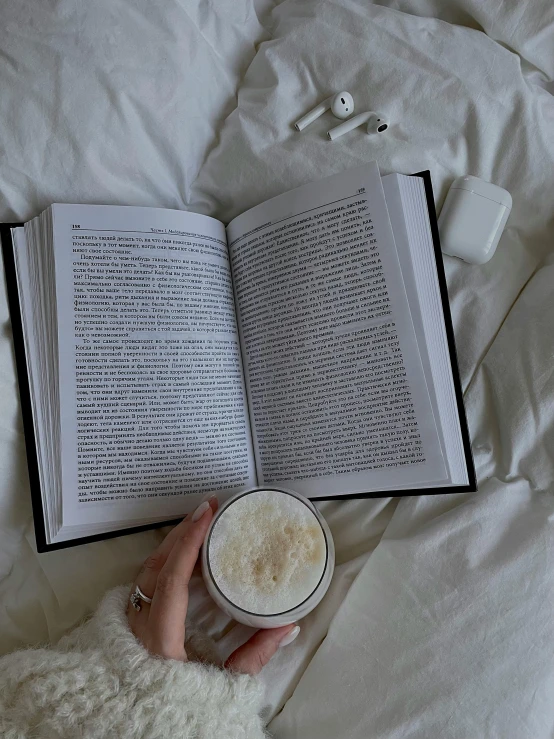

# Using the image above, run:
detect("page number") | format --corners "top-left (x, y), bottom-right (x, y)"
top-left (72, 224), bottom-right (81, 229)
top-left (358, 187), bottom-right (365, 194)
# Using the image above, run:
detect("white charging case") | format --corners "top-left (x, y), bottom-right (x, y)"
top-left (438, 175), bottom-right (512, 264)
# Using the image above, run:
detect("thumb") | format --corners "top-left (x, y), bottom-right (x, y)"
top-left (224, 624), bottom-right (300, 676)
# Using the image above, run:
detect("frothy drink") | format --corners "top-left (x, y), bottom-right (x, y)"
top-left (207, 490), bottom-right (327, 615)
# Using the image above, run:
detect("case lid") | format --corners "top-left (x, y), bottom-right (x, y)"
top-left (450, 175), bottom-right (512, 209)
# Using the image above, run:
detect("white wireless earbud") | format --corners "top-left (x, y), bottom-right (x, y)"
top-left (294, 92), bottom-right (354, 132)
top-left (327, 112), bottom-right (389, 141)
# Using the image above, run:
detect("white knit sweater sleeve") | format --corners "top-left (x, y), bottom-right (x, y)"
top-left (0, 585), bottom-right (267, 739)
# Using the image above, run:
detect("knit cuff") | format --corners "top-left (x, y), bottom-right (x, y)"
top-left (60, 585), bottom-right (266, 735)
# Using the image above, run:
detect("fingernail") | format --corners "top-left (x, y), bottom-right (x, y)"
top-left (191, 501), bottom-right (211, 522)
top-left (279, 625), bottom-right (300, 648)
top-left (186, 494), bottom-right (217, 521)
top-left (196, 493), bottom-right (219, 513)
top-left (199, 492), bottom-right (218, 505)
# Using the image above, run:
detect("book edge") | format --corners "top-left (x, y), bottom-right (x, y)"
top-left (37, 517), bottom-right (184, 552)
top-left (409, 171), bottom-right (477, 491)
top-left (1, 223), bottom-right (50, 551)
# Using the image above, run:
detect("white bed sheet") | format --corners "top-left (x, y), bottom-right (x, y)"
top-left (1, 0), bottom-right (554, 736)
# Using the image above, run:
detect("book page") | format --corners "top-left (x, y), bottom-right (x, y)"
top-left (227, 163), bottom-right (447, 498)
top-left (52, 205), bottom-right (255, 527)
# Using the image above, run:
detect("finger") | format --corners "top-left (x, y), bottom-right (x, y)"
top-left (128, 496), bottom-right (218, 632)
top-left (148, 501), bottom-right (214, 654)
top-left (133, 495), bottom-right (218, 601)
top-left (225, 624), bottom-right (300, 676)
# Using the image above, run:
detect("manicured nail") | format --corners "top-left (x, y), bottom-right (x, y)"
top-left (279, 625), bottom-right (300, 647)
top-left (186, 494), bottom-right (218, 521)
top-left (199, 493), bottom-right (218, 505)
top-left (206, 494), bottom-right (219, 508)
top-left (191, 501), bottom-right (211, 522)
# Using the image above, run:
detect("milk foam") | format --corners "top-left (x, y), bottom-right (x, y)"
top-left (208, 490), bottom-right (327, 615)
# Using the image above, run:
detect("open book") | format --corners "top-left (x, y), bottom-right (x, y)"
top-left (1, 163), bottom-right (475, 551)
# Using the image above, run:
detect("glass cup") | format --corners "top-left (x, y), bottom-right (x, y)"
top-left (201, 487), bottom-right (335, 628)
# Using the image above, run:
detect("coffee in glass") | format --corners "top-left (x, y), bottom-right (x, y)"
top-left (202, 488), bottom-right (334, 628)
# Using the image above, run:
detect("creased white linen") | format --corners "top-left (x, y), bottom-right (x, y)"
top-left (0, 0), bottom-right (269, 223)
top-left (370, 0), bottom-right (554, 83)
top-left (271, 488), bottom-right (554, 738)
top-left (0, 0), bottom-right (553, 735)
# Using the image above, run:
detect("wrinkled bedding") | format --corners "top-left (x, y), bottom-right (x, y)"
top-left (1, 0), bottom-right (553, 736)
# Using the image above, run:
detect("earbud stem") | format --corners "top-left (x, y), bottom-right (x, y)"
top-left (327, 112), bottom-right (371, 141)
top-left (294, 96), bottom-right (333, 132)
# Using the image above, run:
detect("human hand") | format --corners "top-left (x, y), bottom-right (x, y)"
top-left (127, 496), bottom-right (299, 675)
